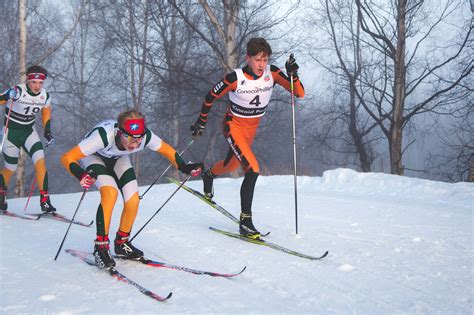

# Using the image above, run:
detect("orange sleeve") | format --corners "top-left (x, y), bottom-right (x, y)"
top-left (197, 72), bottom-right (238, 125)
top-left (157, 141), bottom-right (183, 169)
top-left (41, 106), bottom-right (51, 127)
top-left (61, 146), bottom-right (87, 179)
top-left (270, 65), bottom-right (305, 98)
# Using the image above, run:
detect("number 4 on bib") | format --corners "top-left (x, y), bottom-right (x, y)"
top-left (249, 95), bottom-right (261, 106)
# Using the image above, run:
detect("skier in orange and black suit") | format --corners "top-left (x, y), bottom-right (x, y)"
top-left (191, 37), bottom-right (305, 239)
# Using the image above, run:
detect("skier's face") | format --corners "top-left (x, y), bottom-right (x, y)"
top-left (27, 80), bottom-right (44, 94)
top-left (246, 52), bottom-right (269, 77)
top-left (119, 131), bottom-right (143, 151)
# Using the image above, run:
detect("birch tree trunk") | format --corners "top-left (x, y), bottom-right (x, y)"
top-left (389, 0), bottom-right (407, 175)
top-left (128, 0), bottom-right (149, 178)
top-left (14, 0), bottom-right (27, 197)
top-left (197, 0), bottom-right (239, 162)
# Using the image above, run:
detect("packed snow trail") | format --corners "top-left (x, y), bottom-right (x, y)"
top-left (1, 169), bottom-right (472, 313)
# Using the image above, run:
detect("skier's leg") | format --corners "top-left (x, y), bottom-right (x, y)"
top-left (82, 155), bottom-right (118, 268)
top-left (0, 128), bottom-right (22, 210)
top-left (23, 127), bottom-right (55, 212)
top-left (239, 170), bottom-right (261, 238)
top-left (222, 123), bottom-right (261, 237)
top-left (82, 155), bottom-right (119, 237)
top-left (112, 156), bottom-right (143, 259)
top-left (202, 149), bottom-right (240, 200)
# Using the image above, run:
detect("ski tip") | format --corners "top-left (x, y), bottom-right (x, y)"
top-left (315, 251), bottom-right (329, 260)
top-left (220, 266), bottom-right (247, 278)
top-left (154, 291), bottom-right (172, 301)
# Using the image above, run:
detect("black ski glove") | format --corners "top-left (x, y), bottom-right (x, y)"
top-left (191, 120), bottom-right (206, 137)
top-left (285, 53), bottom-right (299, 78)
top-left (178, 162), bottom-right (204, 177)
top-left (44, 131), bottom-right (55, 147)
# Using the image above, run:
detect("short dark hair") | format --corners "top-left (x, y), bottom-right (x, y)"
top-left (26, 65), bottom-right (48, 78)
top-left (246, 37), bottom-right (272, 57)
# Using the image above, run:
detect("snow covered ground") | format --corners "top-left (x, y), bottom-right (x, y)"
top-left (0, 168), bottom-right (472, 314)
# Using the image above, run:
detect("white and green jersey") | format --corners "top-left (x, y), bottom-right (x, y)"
top-left (79, 120), bottom-right (163, 159)
top-left (4, 84), bottom-right (50, 126)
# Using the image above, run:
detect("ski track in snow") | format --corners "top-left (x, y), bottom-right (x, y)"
top-left (1, 168), bottom-right (473, 314)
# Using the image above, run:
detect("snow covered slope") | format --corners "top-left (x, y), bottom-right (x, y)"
top-left (1, 169), bottom-right (472, 314)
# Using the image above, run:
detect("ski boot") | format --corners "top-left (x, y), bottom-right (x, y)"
top-left (202, 168), bottom-right (216, 201)
top-left (0, 187), bottom-right (7, 211)
top-left (94, 235), bottom-right (116, 269)
top-left (40, 190), bottom-right (56, 213)
top-left (114, 231), bottom-right (144, 260)
top-left (239, 213), bottom-right (261, 239)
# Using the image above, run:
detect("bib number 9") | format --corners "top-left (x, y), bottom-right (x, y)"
top-left (23, 107), bottom-right (40, 115)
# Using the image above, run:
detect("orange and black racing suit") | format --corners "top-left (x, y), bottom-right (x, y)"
top-left (197, 64), bottom-right (305, 217)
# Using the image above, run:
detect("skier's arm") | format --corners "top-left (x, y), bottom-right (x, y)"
top-left (41, 93), bottom-right (52, 131)
top-left (144, 129), bottom-right (185, 169)
top-left (271, 65), bottom-right (305, 98)
top-left (195, 72), bottom-right (238, 127)
top-left (145, 129), bottom-right (203, 175)
top-left (42, 107), bottom-right (51, 130)
top-left (61, 146), bottom-right (98, 189)
top-left (0, 91), bottom-right (8, 105)
top-left (158, 142), bottom-right (185, 169)
top-left (60, 146), bottom-right (87, 179)
top-left (0, 86), bottom-right (20, 105)
top-left (61, 129), bottom-right (108, 179)
top-left (42, 94), bottom-right (53, 143)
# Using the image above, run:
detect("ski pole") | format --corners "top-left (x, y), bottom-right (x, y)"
top-left (54, 188), bottom-right (88, 260)
top-left (290, 70), bottom-right (299, 235)
top-left (131, 174), bottom-right (192, 242)
top-left (140, 138), bottom-right (194, 200)
top-left (23, 177), bottom-right (37, 212)
top-left (0, 101), bottom-right (14, 151)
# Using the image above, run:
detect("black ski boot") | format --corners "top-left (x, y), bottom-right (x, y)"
top-left (94, 235), bottom-right (116, 269)
top-left (0, 187), bottom-right (7, 211)
top-left (114, 231), bottom-right (144, 260)
top-left (239, 213), bottom-right (261, 239)
top-left (202, 168), bottom-right (216, 200)
top-left (40, 190), bottom-right (56, 213)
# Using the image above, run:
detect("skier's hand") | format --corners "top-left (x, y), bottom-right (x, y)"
top-left (191, 120), bottom-right (206, 137)
top-left (8, 87), bottom-right (18, 100)
top-left (79, 169), bottom-right (97, 189)
top-left (44, 131), bottom-right (55, 147)
top-left (179, 162), bottom-right (204, 177)
top-left (285, 54), bottom-right (299, 78)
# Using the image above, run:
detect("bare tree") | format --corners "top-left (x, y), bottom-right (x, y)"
top-left (143, 1), bottom-right (205, 178)
top-left (14, 0), bottom-right (27, 197)
top-left (354, 0), bottom-right (472, 175)
top-left (427, 100), bottom-right (473, 182)
top-left (88, 1), bottom-right (154, 178)
top-left (169, 0), bottom-right (301, 169)
top-left (9, 0), bottom-right (87, 196)
top-left (304, 0), bottom-right (382, 172)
